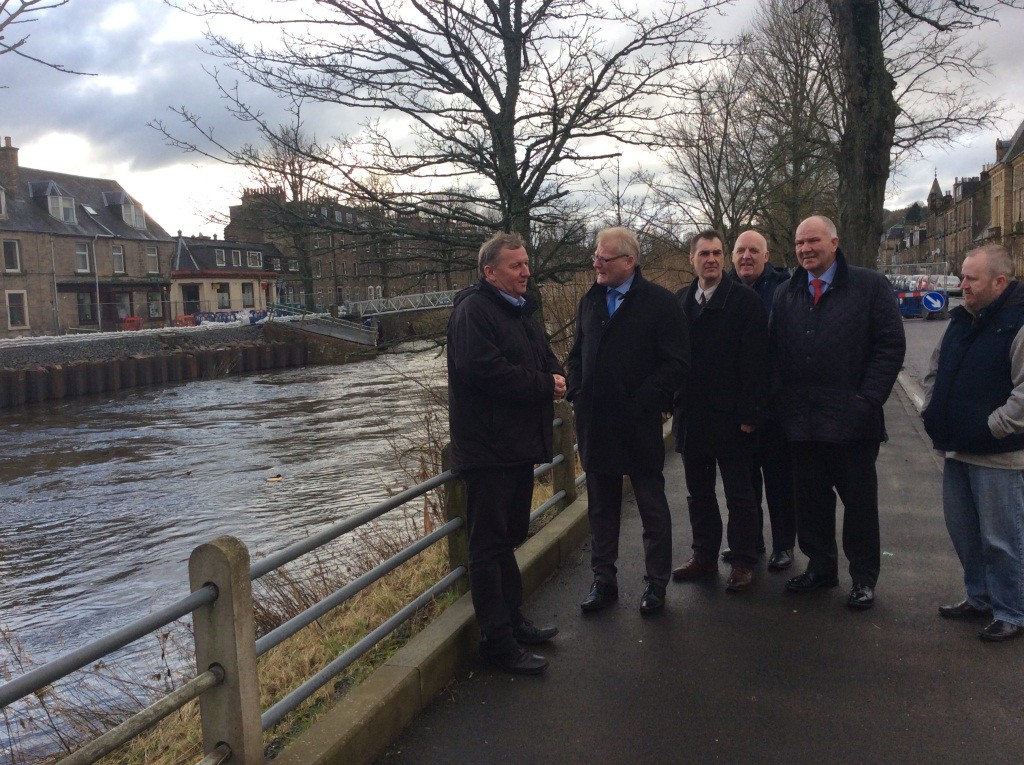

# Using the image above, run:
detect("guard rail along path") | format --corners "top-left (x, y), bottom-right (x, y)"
top-left (0, 401), bottom-right (583, 765)
top-left (344, 290), bottom-right (456, 317)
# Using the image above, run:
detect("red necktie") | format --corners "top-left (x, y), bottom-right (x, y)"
top-left (811, 278), bottom-right (825, 305)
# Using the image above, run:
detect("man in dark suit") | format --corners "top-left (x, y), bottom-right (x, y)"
top-left (672, 229), bottom-right (769, 592)
top-left (566, 227), bottom-right (688, 614)
top-left (770, 215), bottom-right (905, 610)
top-left (727, 229), bottom-right (795, 571)
top-left (447, 232), bottom-right (565, 674)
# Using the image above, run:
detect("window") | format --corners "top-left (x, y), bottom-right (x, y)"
top-left (0, 186), bottom-right (6, 217)
top-left (3, 240), bottom-right (19, 272)
top-left (147, 291), bottom-right (163, 318)
top-left (272, 258), bottom-right (281, 271)
top-left (367, 285), bottom-right (374, 299)
top-left (242, 282), bottom-right (255, 308)
top-left (76, 292), bottom-right (95, 324)
top-left (122, 203), bottom-right (146, 229)
top-left (288, 259), bottom-right (299, 272)
top-left (216, 283), bottom-right (231, 309)
top-left (215, 248), bottom-right (226, 267)
top-left (247, 250), bottom-right (262, 268)
top-left (75, 242), bottom-right (91, 273)
top-left (49, 194), bottom-right (76, 223)
top-left (113, 292), bottom-right (132, 319)
top-left (112, 244), bottom-right (125, 274)
top-left (341, 262), bottom-right (348, 276)
top-left (146, 246), bottom-right (159, 274)
top-left (231, 249), bottom-right (242, 267)
top-left (316, 290), bottom-right (324, 307)
top-left (330, 260), bottom-right (336, 276)
top-left (314, 259), bottom-right (322, 278)
top-left (6, 291), bottom-right (27, 328)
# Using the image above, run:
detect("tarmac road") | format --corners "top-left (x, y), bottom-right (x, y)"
top-left (380, 340), bottom-right (1024, 765)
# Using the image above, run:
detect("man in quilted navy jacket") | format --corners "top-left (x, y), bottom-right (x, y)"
top-left (769, 216), bottom-right (905, 610)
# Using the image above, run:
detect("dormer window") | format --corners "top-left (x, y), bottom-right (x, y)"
top-left (49, 194), bottom-right (76, 223)
top-left (122, 202), bottom-right (146, 230)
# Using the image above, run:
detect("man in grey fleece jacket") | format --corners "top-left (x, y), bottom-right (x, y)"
top-left (922, 243), bottom-right (1024, 642)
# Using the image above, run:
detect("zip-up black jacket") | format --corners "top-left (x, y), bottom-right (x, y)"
top-left (446, 279), bottom-right (563, 472)
top-left (727, 264), bottom-right (790, 315)
top-left (924, 280), bottom-right (1024, 454)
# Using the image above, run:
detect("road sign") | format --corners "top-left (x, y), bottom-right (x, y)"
top-left (922, 292), bottom-right (946, 312)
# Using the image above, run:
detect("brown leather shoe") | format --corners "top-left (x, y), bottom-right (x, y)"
top-left (672, 556), bottom-right (717, 581)
top-left (725, 566), bottom-right (754, 592)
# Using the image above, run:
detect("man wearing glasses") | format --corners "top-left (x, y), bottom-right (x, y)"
top-left (566, 227), bottom-right (689, 614)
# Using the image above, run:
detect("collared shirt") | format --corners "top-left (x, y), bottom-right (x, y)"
top-left (607, 272), bottom-right (636, 312)
top-left (807, 259), bottom-right (839, 298)
top-left (695, 281), bottom-right (719, 306)
top-left (497, 289), bottom-right (526, 307)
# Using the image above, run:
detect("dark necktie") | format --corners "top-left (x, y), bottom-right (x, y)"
top-left (811, 278), bottom-right (825, 305)
top-left (699, 293), bottom-right (707, 308)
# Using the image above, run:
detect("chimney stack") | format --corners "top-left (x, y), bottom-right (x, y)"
top-left (0, 136), bottom-right (20, 196)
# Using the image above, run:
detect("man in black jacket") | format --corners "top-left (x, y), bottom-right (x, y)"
top-left (566, 227), bottom-right (688, 614)
top-left (672, 229), bottom-right (768, 593)
top-left (728, 229), bottom-right (796, 572)
top-left (447, 232), bottom-right (565, 674)
top-left (770, 215), bottom-right (905, 610)
top-left (923, 244), bottom-right (1024, 642)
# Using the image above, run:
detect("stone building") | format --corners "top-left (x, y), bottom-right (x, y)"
top-left (170, 235), bottom-right (284, 320)
top-left (987, 120), bottom-right (1024, 272)
top-left (223, 188), bottom-right (478, 313)
top-left (0, 137), bottom-right (174, 338)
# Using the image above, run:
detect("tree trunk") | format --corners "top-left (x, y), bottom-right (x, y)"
top-left (828, 0), bottom-right (898, 269)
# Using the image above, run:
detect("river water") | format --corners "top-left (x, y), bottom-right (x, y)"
top-left (0, 344), bottom-right (446, 677)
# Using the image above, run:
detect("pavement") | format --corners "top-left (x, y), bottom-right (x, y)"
top-left (379, 382), bottom-right (1024, 765)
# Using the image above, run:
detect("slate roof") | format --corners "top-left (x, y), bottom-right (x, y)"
top-left (173, 237), bottom-right (284, 275)
top-left (2, 167), bottom-right (173, 241)
top-left (999, 117), bottom-right (1024, 165)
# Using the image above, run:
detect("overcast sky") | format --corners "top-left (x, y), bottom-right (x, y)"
top-left (1, 0), bottom-right (1021, 239)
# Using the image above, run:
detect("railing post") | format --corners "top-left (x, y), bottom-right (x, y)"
top-left (188, 536), bottom-right (263, 764)
top-left (551, 400), bottom-right (578, 509)
top-left (441, 443), bottom-right (470, 594)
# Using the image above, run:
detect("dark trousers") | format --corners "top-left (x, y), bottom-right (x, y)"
top-left (789, 441), bottom-right (881, 587)
top-left (463, 465), bottom-right (534, 651)
top-left (753, 420), bottom-right (796, 553)
top-left (587, 471), bottom-right (672, 587)
top-left (683, 429), bottom-right (760, 567)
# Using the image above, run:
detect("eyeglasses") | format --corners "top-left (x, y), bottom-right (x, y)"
top-left (591, 253), bottom-right (629, 265)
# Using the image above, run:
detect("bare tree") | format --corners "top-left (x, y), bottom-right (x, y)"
top-left (825, 0), bottom-right (1023, 268)
top-left (160, 0), bottom-right (729, 300)
top-left (0, 0), bottom-right (93, 77)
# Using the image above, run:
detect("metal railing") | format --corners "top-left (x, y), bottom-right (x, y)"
top-left (346, 289), bottom-right (457, 317)
top-left (267, 303), bottom-right (379, 346)
top-left (0, 401), bottom-right (581, 764)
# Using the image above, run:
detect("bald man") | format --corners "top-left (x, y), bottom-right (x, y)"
top-left (727, 230), bottom-right (795, 571)
top-left (769, 216), bottom-right (905, 610)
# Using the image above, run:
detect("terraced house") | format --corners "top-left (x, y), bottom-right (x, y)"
top-left (0, 137), bottom-right (174, 338)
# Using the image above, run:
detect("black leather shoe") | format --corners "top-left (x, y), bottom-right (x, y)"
top-left (481, 645), bottom-right (548, 674)
top-left (979, 619), bottom-right (1024, 642)
top-left (581, 580), bottom-right (618, 612)
top-left (513, 619), bottom-right (558, 645)
top-left (767, 548), bottom-right (794, 572)
top-left (939, 599), bottom-right (992, 620)
top-left (785, 570), bottom-right (839, 593)
top-left (847, 584), bottom-right (875, 610)
top-left (639, 581), bottom-right (666, 614)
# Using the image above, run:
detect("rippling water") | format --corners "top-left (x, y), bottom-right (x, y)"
top-left (0, 344), bottom-right (446, 670)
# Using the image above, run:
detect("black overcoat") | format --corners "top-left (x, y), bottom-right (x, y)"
top-left (446, 279), bottom-right (564, 472)
top-left (769, 250), bottom-right (906, 444)
top-left (566, 269), bottom-right (689, 475)
top-left (673, 278), bottom-right (769, 451)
